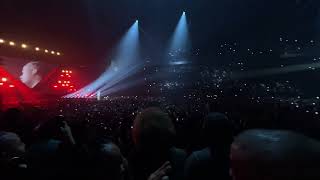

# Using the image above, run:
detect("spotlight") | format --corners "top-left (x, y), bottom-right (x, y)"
top-left (51, 51), bottom-right (55, 54)
top-left (45, 49), bottom-right (49, 53)
top-left (168, 10), bottom-right (190, 63)
top-left (21, 44), bottom-right (28, 49)
top-left (9, 85), bottom-right (14, 88)
top-left (35, 47), bottom-right (40, 51)
top-left (9, 41), bottom-right (15, 46)
top-left (53, 85), bottom-right (58, 88)
top-left (63, 20), bottom-right (141, 98)
top-left (0, 39), bottom-right (4, 43)
top-left (57, 52), bottom-right (61, 56)
top-left (1, 77), bottom-right (7, 82)
top-left (0, 83), bottom-right (3, 86)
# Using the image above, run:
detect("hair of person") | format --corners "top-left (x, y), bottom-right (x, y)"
top-left (132, 107), bottom-right (176, 149)
top-left (0, 132), bottom-right (21, 156)
top-left (203, 112), bottom-right (234, 148)
top-left (88, 138), bottom-right (124, 179)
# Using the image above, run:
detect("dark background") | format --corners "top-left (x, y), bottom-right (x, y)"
top-left (1, 0), bottom-right (319, 66)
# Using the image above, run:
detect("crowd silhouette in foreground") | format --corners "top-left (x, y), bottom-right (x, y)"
top-left (1, 95), bottom-right (320, 180)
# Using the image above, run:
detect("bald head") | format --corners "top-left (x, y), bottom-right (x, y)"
top-left (230, 130), bottom-right (320, 180)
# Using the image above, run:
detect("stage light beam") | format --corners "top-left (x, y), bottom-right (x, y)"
top-left (169, 12), bottom-right (190, 51)
top-left (65, 20), bottom-right (141, 98)
top-left (167, 11), bottom-right (191, 64)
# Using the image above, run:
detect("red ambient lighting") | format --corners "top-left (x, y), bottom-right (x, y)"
top-left (2, 77), bottom-right (7, 82)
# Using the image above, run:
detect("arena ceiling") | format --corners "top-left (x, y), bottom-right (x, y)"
top-left (0, 0), bottom-right (319, 66)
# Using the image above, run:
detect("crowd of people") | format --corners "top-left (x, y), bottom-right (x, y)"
top-left (1, 84), bottom-right (320, 179)
top-left (0, 64), bottom-right (320, 179)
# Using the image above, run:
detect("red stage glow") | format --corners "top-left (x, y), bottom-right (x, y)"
top-left (0, 67), bottom-right (39, 109)
top-left (53, 69), bottom-right (76, 93)
top-left (2, 77), bottom-right (7, 82)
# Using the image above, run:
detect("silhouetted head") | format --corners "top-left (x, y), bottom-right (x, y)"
top-left (0, 132), bottom-right (26, 169)
top-left (203, 112), bottom-right (234, 148)
top-left (0, 132), bottom-right (25, 158)
top-left (132, 107), bottom-right (176, 152)
top-left (1, 108), bottom-right (23, 132)
top-left (89, 139), bottom-right (127, 180)
top-left (230, 129), bottom-right (320, 180)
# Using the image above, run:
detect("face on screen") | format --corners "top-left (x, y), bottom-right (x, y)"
top-left (20, 62), bottom-right (41, 88)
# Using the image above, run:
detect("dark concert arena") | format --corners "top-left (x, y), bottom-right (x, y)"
top-left (1, 1), bottom-right (320, 180)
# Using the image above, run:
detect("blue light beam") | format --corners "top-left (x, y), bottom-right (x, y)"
top-left (65, 21), bottom-right (140, 98)
top-left (169, 12), bottom-right (190, 54)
